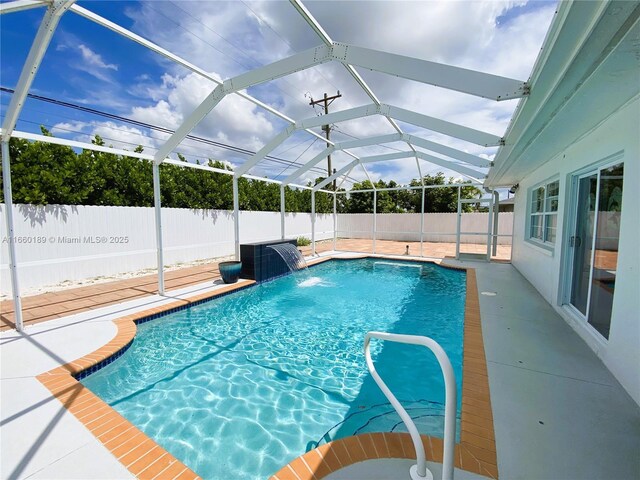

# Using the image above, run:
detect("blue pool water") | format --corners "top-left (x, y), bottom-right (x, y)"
top-left (82, 259), bottom-right (466, 479)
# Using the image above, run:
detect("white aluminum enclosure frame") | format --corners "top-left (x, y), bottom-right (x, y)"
top-left (1, 0), bottom-right (76, 331)
top-left (1, 0), bottom-right (529, 329)
top-left (283, 132), bottom-right (491, 186)
top-left (314, 151), bottom-right (485, 192)
top-left (331, 182), bottom-right (484, 257)
top-left (290, 0), bottom-right (422, 162)
top-left (0, 0), bottom-right (46, 15)
top-left (456, 195), bottom-right (495, 261)
top-left (148, 29), bottom-right (520, 184)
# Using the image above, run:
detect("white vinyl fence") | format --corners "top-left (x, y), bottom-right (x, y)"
top-left (0, 204), bottom-right (332, 294)
top-left (338, 212), bottom-right (513, 244)
top-left (1, 204), bottom-right (512, 294)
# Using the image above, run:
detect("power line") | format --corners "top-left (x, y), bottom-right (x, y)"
top-left (0, 87), bottom-right (356, 183)
top-left (6, 115), bottom-right (353, 182)
top-left (275, 137), bottom-right (318, 178)
top-left (1, 99), bottom-right (251, 163)
top-left (272, 135), bottom-right (317, 156)
top-left (0, 87), bottom-right (288, 161)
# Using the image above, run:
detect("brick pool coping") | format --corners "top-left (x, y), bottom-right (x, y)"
top-left (37, 256), bottom-right (496, 479)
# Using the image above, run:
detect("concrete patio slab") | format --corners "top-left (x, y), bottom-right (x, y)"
top-left (0, 377), bottom-right (132, 480)
top-left (489, 362), bottom-right (639, 479)
top-left (480, 312), bottom-right (617, 386)
top-left (26, 442), bottom-right (133, 480)
top-left (467, 262), bottom-right (640, 480)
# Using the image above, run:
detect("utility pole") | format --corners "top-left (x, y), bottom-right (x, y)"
top-left (309, 91), bottom-right (341, 189)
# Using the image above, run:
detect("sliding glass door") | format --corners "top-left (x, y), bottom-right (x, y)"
top-left (567, 162), bottom-right (624, 339)
top-left (569, 173), bottom-right (597, 316)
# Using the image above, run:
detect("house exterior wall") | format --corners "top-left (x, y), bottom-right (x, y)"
top-left (511, 97), bottom-right (640, 404)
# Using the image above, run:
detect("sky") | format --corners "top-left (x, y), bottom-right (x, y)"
top-left (0, 0), bottom-right (558, 189)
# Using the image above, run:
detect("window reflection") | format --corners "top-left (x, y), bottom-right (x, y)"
top-left (587, 163), bottom-right (624, 339)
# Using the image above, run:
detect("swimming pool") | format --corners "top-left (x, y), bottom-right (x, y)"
top-left (82, 258), bottom-right (466, 479)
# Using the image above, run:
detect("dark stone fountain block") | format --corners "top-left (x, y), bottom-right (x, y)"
top-left (240, 239), bottom-right (297, 282)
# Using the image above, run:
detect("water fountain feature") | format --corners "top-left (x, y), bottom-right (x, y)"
top-left (267, 243), bottom-right (308, 272)
top-left (240, 239), bottom-right (298, 282)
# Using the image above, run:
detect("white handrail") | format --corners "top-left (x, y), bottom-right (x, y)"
top-left (364, 332), bottom-right (457, 480)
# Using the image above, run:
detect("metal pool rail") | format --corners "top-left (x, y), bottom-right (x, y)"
top-left (364, 332), bottom-right (457, 480)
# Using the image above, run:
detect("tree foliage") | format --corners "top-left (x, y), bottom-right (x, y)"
top-left (0, 130), bottom-right (481, 214)
top-left (341, 174), bottom-right (482, 213)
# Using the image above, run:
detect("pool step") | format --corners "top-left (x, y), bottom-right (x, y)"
top-left (314, 401), bottom-right (449, 448)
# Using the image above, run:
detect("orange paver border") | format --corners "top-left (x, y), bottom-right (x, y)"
top-left (271, 265), bottom-right (499, 480)
top-left (37, 256), bottom-right (495, 480)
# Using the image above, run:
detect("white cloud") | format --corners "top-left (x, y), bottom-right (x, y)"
top-left (128, 72), bottom-right (279, 155)
top-left (56, 34), bottom-right (119, 83)
top-left (90, 122), bottom-right (158, 151)
top-left (109, 1), bottom-right (557, 185)
top-left (131, 98), bottom-right (181, 130)
top-left (50, 121), bottom-right (90, 136)
top-left (77, 44), bottom-right (118, 71)
top-left (125, 1), bottom-right (289, 75)
top-left (51, 120), bottom-right (161, 153)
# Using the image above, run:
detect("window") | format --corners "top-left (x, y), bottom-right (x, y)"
top-left (528, 179), bottom-right (559, 245)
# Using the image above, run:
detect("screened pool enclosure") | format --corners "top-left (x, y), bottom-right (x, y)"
top-left (1, 0), bottom-right (528, 331)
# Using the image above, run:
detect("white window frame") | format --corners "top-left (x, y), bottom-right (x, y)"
top-left (526, 177), bottom-right (559, 249)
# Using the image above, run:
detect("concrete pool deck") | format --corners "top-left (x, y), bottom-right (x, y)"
top-left (1, 252), bottom-right (638, 479)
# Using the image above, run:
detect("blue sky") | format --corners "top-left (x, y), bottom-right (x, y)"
top-left (1, 0), bottom-right (557, 187)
